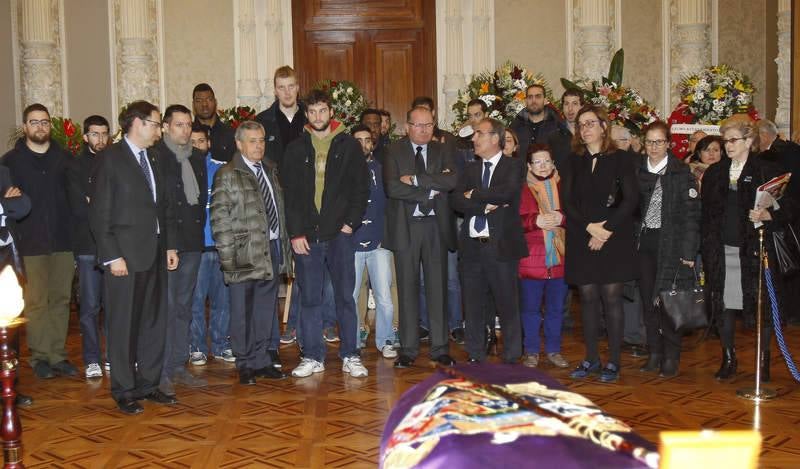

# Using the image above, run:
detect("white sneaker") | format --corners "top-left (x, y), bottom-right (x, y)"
top-left (85, 363), bottom-right (103, 379)
top-left (104, 361), bottom-right (111, 372)
top-left (292, 358), bottom-right (325, 378)
top-left (342, 356), bottom-right (368, 377)
top-left (381, 343), bottom-right (398, 359)
top-left (190, 351), bottom-right (207, 366)
top-left (220, 349), bottom-right (236, 363)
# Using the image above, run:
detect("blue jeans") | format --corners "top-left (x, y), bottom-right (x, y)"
top-left (419, 250), bottom-right (462, 331)
top-left (294, 233), bottom-right (358, 362)
top-left (76, 255), bottom-right (106, 365)
top-left (190, 250), bottom-right (231, 356)
top-left (353, 247), bottom-right (395, 349)
top-left (285, 272), bottom-right (336, 348)
top-left (520, 277), bottom-right (568, 354)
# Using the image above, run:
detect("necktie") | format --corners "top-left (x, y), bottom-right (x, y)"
top-left (138, 151), bottom-right (155, 199)
top-left (415, 146), bottom-right (433, 215)
top-left (474, 161), bottom-right (493, 232)
top-left (254, 163), bottom-right (279, 234)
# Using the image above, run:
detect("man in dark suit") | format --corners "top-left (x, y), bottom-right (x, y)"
top-left (384, 106), bottom-right (458, 368)
top-left (450, 118), bottom-right (527, 364)
top-left (89, 101), bottom-right (180, 415)
top-left (210, 120), bottom-right (291, 385)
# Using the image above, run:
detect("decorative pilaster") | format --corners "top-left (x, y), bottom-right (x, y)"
top-left (260, 0), bottom-right (285, 109)
top-left (17, 0), bottom-right (64, 114)
top-left (573, 0), bottom-right (615, 81)
top-left (774, 0), bottom-right (791, 137)
top-left (442, 0), bottom-right (465, 128)
top-left (670, 0), bottom-right (711, 107)
top-left (236, 0), bottom-right (261, 108)
top-left (472, 0), bottom-right (492, 74)
top-left (112, 0), bottom-right (162, 109)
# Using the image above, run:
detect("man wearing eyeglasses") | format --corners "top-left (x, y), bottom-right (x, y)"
top-left (90, 100), bottom-right (180, 414)
top-left (384, 106), bottom-right (459, 368)
top-left (66, 114), bottom-right (110, 379)
top-left (1, 103), bottom-right (77, 381)
top-left (152, 105), bottom-right (208, 392)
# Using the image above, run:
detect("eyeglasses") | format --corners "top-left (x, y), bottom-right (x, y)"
top-left (723, 137), bottom-right (747, 145)
top-left (644, 139), bottom-right (668, 147)
top-left (474, 130), bottom-right (496, 137)
top-left (143, 118), bottom-right (162, 128)
top-left (27, 119), bottom-right (51, 128)
top-left (408, 122), bottom-right (434, 130)
top-left (577, 119), bottom-right (600, 130)
top-left (531, 160), bottom-right (553, 167)
top-left (86, 131), bottom-right (109, 139)
top-left (613, 138), bottom-right (630, 144)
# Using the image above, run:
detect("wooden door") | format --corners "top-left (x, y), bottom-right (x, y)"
top-left (292, 0), bottom-right (437, 128)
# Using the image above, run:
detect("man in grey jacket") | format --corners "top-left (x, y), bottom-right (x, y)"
top-left (210, 121), bottom-right (292, 385)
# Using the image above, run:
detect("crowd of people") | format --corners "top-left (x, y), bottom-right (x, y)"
top-left (1, 64), bottom-right (799, 415)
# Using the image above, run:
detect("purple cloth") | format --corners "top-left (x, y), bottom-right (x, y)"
top-left (380, 364), bottom-right (655, 469)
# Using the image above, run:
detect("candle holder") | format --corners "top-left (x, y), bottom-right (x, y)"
top-left (0, 318), bottom-right (25, 469)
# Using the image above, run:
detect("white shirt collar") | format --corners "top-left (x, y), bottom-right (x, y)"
top-left (482, 151), bottom-right (503, 167)
top-left (647, 155), bottom-right (668, 174)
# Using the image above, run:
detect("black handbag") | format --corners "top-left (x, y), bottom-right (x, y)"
top-left (606, 177), bottom-right (623, 208)
top-left (657, 265), bottom-right (707, 331)
top-left (772, 223), bottom-right (800, 276)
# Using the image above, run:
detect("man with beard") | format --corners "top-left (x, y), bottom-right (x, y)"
top-left (547, 89), bottom-right (584, 171)
top-left (281, 89), bottom-right (369, 378)
top-left (66, 115), bottom-right (110, 379)
top-left (1, 103), bottom-right (76, 380)
top-left (153, 105), bottom-right (208, 392)
top-left (192, 83), bottom-right (236, 162)
top-left (511, 84), bottom-right (567, 161)
top-left (90, 101), bottom-right (180, 414)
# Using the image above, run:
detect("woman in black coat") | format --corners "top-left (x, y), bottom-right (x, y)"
top-left (636, 121), bottom-right (700, 377)
top-left (701, 118), bottom-right (795, 381)
top-left (562, 105), bottom-right (639, 383)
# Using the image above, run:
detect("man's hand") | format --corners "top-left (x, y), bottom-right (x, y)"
top-left (485, 204), bottom-right (498, 213)
top-left (680, 258), bottom-right (695, 268)
top-left (292, 236), bottom-right (310, 255)
top-left (588, 237), bottom-right (606, 251)
top-left (167, 250), bottom-right (179, 270)
top-left (399, 175), bottom-right (414, 185)
top-left (587, 221), bottom-right (612, 242)
top-left (341, 224), bottom-right (353, 234)
top-left (110, 258), bottom-right (128, 277)
top-left (749, 208), bottom-right (773, 223)
top-left (464, 189), bottom-right (474, 199)
top-left (3, 186), bottom-right (21, 198)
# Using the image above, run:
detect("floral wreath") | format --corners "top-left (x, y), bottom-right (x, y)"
top-left (7, 117), bottom-right (83, 155)
top-left (452, 62), bottom-right (555, 129)
top-left (218, 106), bottom-right (257, 130)
top-left (669, 65), bottom-right (759, 158)
top-left (562, 78), bottom-right (660, 134)
top-left (313, 80), bottom-right (369, 131)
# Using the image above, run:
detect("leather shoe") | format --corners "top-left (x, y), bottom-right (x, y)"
top-left (51, 360), bottom-right (78, 377)
top-left (117, 398), bottom-right (144, 415)
top-left (141, 390), bottom-right (178, 405)
top-left (467, 358), bottom-right (480, 364)
top-left (15, 393), bottom-right (33, 407)
top-left (434, 354), bottom-right (455, 367)
top-left (255, 365), bottom-right (286, 380)
top-left (239, 368), bottom-right (256, 385)
top-left (394, 355), bottom-right (414, 368)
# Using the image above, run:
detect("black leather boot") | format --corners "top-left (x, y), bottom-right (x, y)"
top-left (715, 347), bottom-right (737, 380)
top-left (639, 353), bottom-right (662, 373)
top-left (660, 357), bottom-right (679, 377)
top-left (760, 350), bottom-right (771, 383)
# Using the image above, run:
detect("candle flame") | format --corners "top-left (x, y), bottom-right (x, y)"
top-left (0, 266), bottom-right (23, 326)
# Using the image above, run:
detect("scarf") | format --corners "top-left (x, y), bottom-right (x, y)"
top-left (164, 135), bottom-right (199, 205)
top-left (527, 170), bottom-right (565, 268)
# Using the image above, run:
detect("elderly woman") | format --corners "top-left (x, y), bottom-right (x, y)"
top-left (562, 105), bottom-right (639, 383)
top-left (636, 121), bottom-right (700, 377)
top-left (688, 135), bottom-right (723, 186)
top-left (518, 144), bottom-right (568, 369)
top-left (700, 118), bottom-right (795, 381)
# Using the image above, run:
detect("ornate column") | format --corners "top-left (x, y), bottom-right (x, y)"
top-left (471, 0), bottom-right (492, 74)
top-left (670, 0), bottom-right (711, 107)
top-left (774, 0), bottom-right (791, 137)
top-left (260, 0), bottom-right (285, 109)
top-left (441, 0), bottom-right (465, 128)
top-left (235, 0), bottom-right (261, 108)
top-left (112, 0), bottom-right (162, 110)
top-left (573, 0), bottom-right (615, 81)
top-left (18, 0), bottom-right (64, 114)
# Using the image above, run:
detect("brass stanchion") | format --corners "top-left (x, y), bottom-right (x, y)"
top-left (737, 228), bottom-right (777, 401)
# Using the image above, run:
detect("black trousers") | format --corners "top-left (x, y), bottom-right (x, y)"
top-left (461, 238), bottom-right (522, 363)
top-left (105, 249), bottom-right (167, 401)
top-left (228, 242), bottom-right (281, 371)
top-left (394, 218), bottom-right (450, 359)
top-left (638, 228), bottom-right (681, 360)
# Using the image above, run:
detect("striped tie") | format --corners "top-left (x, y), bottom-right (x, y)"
top-left (138, 150), bottom-right (155, 199)
top-left (254, 163), bottom-right (279, 234)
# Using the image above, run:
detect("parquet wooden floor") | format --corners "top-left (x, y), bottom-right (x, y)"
top-left (13, 310), bottom-right (800, 468)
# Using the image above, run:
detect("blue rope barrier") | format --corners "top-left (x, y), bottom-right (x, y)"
top-left (764, 266), bottom-right (800, 382)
